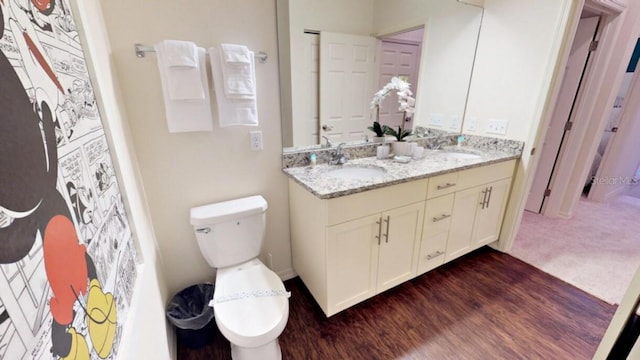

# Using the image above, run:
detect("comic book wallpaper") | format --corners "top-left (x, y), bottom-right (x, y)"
top-left (0, 0), bottom-right (138, 359)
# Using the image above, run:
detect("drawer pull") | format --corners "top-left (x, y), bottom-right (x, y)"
top-left (436, 182), bottom-right (457, 190)
top-left (432, 214), bottom-right (451, 222)
top-left (426, 250), bottom-right (445, 260)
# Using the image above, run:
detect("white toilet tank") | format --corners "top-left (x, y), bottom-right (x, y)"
top-left (190, 195), bottom-right (268, 268)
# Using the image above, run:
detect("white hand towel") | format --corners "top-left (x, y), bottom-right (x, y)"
top-left (155, 47), bottom-right (213, 132)
top-left (164, 40), bottom-right (199, 67)
top-left (219, 43), bottom-right (256, 99)
top-left (155, 40), bottom-right (205, 100)
top-left (220, 43), bottom-right (251, 64)
top-left (209, 47), bottom-right (258, 127)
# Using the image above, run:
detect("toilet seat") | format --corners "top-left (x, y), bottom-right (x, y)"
top-left (213, 259), bottom-right (289, 348)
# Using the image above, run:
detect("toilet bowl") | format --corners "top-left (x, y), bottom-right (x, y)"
top-left (190, 195), bottom-right (290, 360)
top-left (212, 259), bottom-right (289, 359)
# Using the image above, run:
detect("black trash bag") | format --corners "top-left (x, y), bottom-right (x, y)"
top-left (166, 283), bottom-right (214, 330)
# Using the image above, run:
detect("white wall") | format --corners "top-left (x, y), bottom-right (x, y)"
top-left (72, 1), bottom-right (173, 358)
top-left (463, 0), bottom-right (574, 141)
top-left (98, 0), bottom-right (293, 296)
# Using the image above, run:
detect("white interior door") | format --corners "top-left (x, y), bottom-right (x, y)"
top-left (292, 33), bottom-right (320, 147)
top-left (320, 32), bottom-right (377, 144)
top-left (525, 16), bottom-right (599, 213)
top-left (378, 40), bottom-right (421, 130)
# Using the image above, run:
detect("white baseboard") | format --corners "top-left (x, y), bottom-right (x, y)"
top-left (603, 185), bottom-right (630, 202)
top-left (277, 268), bottom-right (297, 281)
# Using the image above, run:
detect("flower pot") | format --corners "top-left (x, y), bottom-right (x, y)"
top-left (372, 136), bottom-right (386, 143)
top-left (391, 141), bottom-right (412, 156)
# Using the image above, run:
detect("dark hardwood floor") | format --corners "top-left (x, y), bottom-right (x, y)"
top-left (177, 247), bottom-right (615, 359)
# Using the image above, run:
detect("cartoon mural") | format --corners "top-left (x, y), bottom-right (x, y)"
top-left (0, 1), bottom-right (137, 359)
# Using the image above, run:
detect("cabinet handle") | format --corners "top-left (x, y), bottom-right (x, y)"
top-left (383, 216), bottom-right (390, 243)
top-left (432, 214), bottom-right (451, 222)
top-left (376, 218), bottom-right (382, 245)
top-left (480, 189), bottom-right (488, 209)
top-left (196, 227), bottom-right (211, 234)
top-left (426, 250), bottom-right (444, 260)
top-left (437, 182), bottom-right (456, 190)
top-left (485, 186), bottom-right (493, 208)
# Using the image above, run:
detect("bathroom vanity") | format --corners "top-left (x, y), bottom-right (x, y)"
top-left (284, 144), bottom-right (520, 316)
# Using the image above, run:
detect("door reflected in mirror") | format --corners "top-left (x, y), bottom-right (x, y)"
top-left (277, 0), bottom-right (483, 150)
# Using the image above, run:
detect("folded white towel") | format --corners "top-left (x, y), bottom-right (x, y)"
top-left (155, 47), bottom-right (213, 133)
top-left (164, 40), bottom-right (198, 67)
top-left (209, 47), bottom-right (258, 127)
top-left (219, 43), bottom-right (256, 100)
top-left (155, 40), bottom-right (205, 100)
top-left (220, 43), bottom-right (251, 64)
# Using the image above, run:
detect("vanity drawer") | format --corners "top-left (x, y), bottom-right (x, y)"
top-left (427, 173), bottom-right (459, 199)
top-left (427, 160), bottom-right (516, 199)
top-left (423, 193), bottom-right (454, 237)
top-left (327, 179), bottom-right (428, 226)
top-left (456, 160), bottom-right (516, 190)
top-left (417, 232), bottom-right (448, 275)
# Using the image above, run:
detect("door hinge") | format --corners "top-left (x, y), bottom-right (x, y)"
top-left (590, 40), bottom-right (599, 52)
top-left (530, 147), bottom-right (536, 156)
top-left (544, 189), bottom-right (552, 197)
top-left (565, 121), bottom-right (573, 131)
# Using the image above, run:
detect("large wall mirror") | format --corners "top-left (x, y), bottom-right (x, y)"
top-left (277, 0), bottom-right (484, 150)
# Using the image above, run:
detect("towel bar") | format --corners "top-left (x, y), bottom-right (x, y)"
top-left (134, 43), bottom-right (268, 63)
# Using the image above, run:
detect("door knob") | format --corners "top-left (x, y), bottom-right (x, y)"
top-left (322, 124), bottom-right (334, 131)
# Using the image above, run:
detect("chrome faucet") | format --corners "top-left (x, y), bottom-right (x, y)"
top-left (322, 136), bottom-right (332, 148)
top-left (427, 135), bottom-right (450, 150)
top-left (329, 143), bottom-right (349, 165)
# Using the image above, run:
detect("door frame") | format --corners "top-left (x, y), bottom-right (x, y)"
top-left (525, 16), bottom-right (600, 214)
top-left (498, 0), bottom-right (640, 251)
top-left (540, 3), bottom-right (640, 218)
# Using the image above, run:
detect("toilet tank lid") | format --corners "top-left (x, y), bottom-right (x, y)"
top-left (190, 195), bottom-right (268, 226)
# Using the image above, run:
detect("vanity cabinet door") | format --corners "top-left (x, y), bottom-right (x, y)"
top-left (446, 178), bottom-right (513, 262)
top-left (377, 202), bottom-right (424, 293)
top-left (472, 178), bottom-right (511, 247)
top-left (327, 214), bottom-right (381, 315)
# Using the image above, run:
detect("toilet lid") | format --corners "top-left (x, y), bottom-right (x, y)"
top-left (213, 262), bottom-right (289, 348)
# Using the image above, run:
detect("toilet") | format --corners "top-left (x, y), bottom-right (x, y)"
top-left (190, 195), bottom-right (289, 360)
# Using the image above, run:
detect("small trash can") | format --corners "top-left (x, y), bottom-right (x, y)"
top-left (166, 283), bottom-right (216, 349)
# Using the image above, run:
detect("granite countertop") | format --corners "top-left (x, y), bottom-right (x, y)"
top-left (282, 146), bottom-right (519, 199)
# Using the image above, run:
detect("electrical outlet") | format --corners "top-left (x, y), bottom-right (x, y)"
top-left (449, 115), bottom-right (461, 130)
top-left (249, 130), bottom-right (263, 151)
top-left (466, 117), bottom-right (478, 132)
top-left (429, 113), bottom-right (444, 127)
top-left (487, 119), bottom-right (508, 135)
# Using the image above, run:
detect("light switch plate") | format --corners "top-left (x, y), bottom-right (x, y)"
top-left (487, 119), bottom-right (509, 135)
top-left (429, 113), bottom-right (444, 127)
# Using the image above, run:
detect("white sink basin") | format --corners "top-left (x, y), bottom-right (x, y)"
top-left (439, 152), bottom-right (482, 160)
top-left (327, 165), bottom-right (387, 180)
